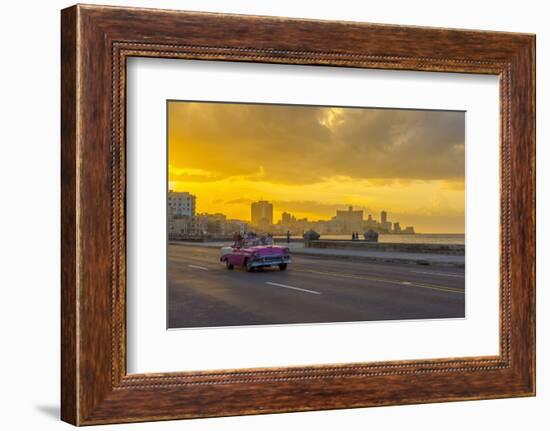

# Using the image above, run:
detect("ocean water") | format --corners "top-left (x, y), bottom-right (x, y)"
top-left (377, 234), bottom-right (464, 245)
top-left (275, 233), bottom-right (465, 245)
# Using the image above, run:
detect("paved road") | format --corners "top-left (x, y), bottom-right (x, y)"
top-left (167, 244), bottom-right (465, 329)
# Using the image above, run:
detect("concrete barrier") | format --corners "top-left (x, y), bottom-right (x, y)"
top-left (305, 240), bottom-right (464, 255)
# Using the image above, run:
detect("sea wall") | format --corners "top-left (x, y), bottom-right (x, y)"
top-left (305, 240), bottom-right (465, 255)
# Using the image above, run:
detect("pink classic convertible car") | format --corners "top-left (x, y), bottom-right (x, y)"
top-left (220, 233), bottom-right (291, 272)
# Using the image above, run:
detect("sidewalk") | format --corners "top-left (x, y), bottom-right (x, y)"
top-left (169, 241), bottom-right (465, 268)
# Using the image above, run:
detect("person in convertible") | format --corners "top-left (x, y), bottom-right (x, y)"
top-left (232, 231), bottom-right (243, 248)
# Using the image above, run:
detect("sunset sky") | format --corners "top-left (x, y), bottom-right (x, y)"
top-left (168, 101), bottom-right (465, 233)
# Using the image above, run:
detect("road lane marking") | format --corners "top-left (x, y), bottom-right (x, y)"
top-left (265, 281), bottom-right (321, 295)
top-left (188, 264), bottom-right (209, 271)
top-left (413, 270), bottom-right (464, 278)
top-left (296, 269), bottom-right (463, 294)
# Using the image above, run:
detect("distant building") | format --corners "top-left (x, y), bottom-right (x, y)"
top-left (334, 206), bottom-right (363, 233)
top-left (225, 219), bottom-right (249, 235)
top-left (380, 210), bottom-right (392, 232)
top-left (335, 206), bottom-right (364, 223)
top-left (281, 212), bottom-right (292, 225)
top-left (196, 213), bottom-right (227, 236)
top-left (364, 214), bottom-right (377, 230)
top-left (251, 200), bottom-right (273, 228)
top-left (168, 215), bottom-right (195, 236)
top-left (393, 222), bottom-right (401, 233)
top-left (168, 191), bottom-right (196, 217)
top-left (277, 211), bottom-right (302, 234)
top-left (168, 191), bottom-right (197, 237)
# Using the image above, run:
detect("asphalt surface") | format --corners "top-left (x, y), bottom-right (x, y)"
top-left (167, 244), bottom-right (465, 329)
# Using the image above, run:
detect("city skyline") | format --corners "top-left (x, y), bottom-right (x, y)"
top-left (168, 101), bottom-right (465, 233)
top-left (169, 191), bottom-right (415, 237)
top-left (170, 191), bottom-right (408, 226)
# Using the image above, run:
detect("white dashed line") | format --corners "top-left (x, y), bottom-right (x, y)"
top-left (265, 281), bottom-right (321, 295)
top-left (413, 270), bottom-right (464, 278)
top-left (188, 264), bottom-right (209, 271)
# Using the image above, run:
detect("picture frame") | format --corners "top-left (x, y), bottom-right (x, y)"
top-left (61, 4), bottom-right (535, 425)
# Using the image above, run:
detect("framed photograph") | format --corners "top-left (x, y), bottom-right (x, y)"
top-left (61, 4), bottom-right (535, 425)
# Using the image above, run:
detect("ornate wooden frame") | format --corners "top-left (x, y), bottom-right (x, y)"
top-left (61, 4), bottom-right (535, 425)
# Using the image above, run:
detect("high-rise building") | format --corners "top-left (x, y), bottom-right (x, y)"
top-left (379, 210), bottom-right (393, 232)
top-left (167, 191), bottom-right (197, 236)
top-left (281, 212), bottom-right (292, 225)
top-left (251, 200), bottom-right (273, 227)
top-left (168, 191), bottom-right (196, 217)
top-left (334, 206), bottom-right (363, 233)
top-left (335, 206), bottom-right (364, 222)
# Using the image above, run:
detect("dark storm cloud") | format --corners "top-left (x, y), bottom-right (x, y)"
top-left (168, 102), bottom-right (465, 184)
